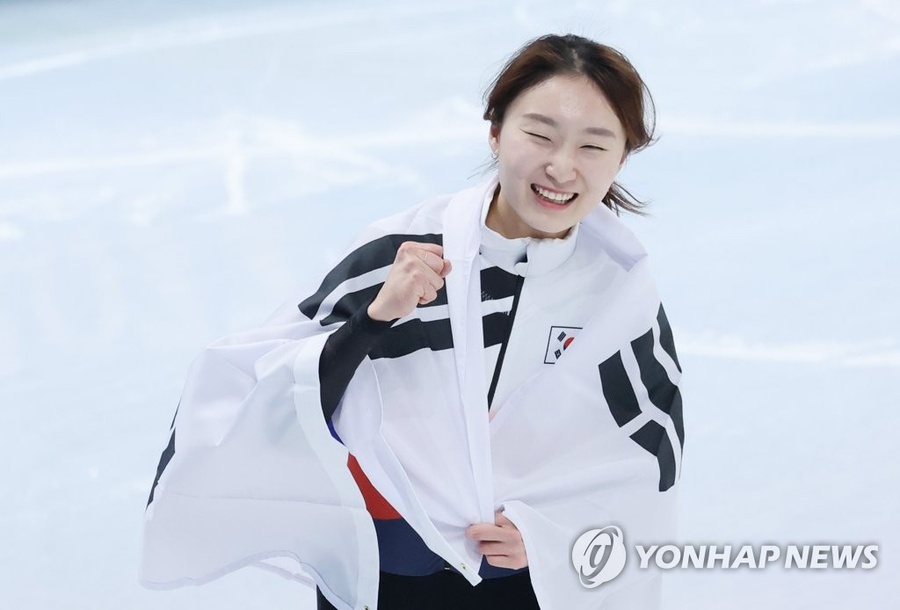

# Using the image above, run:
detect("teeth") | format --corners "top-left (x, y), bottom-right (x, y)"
top-left (534, 185), bottom-right (575, 204)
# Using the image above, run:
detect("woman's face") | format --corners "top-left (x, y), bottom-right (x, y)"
top-left (487, 74), bottom-right (628, 239)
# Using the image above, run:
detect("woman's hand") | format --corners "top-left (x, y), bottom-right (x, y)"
top-left (466, 512), bottom-right (528, 569)
top-left (367, 241), bottom-right (452, 322)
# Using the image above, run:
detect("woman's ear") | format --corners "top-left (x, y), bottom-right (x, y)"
top-left (488, 123), bottom-right (500, 156)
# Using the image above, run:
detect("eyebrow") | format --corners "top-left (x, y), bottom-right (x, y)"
top-left (522, 112), bottom-right (617, 138)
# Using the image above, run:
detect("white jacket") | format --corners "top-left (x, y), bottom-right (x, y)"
top-left (140, 176), bottom-right (684, 610)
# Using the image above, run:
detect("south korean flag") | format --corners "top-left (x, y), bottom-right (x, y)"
top-left (544, 326), bottom-right (582, 364)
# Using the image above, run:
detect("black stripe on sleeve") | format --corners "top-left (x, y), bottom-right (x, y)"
top-left (369, 317), bottom-right (453, 360)
top-left (319, 304), bottom-right (395, 420)
top-left (298, 233), bottom-right (443, 320)
top-left (320, 285), bottom-right (449, 328)
top-left (630, 420), bottom-right (677, 492)
top-left (319, 284), bottom-right (383, 327)
top-left (656, 304), bottom-right (681, 372)
top-left (597, 352), bottom-right (642, 427)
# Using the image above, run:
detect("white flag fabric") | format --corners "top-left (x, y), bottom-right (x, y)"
top-left (140, 174), bottom-right (684, 610)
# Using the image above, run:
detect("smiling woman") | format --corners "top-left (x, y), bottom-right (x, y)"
top-left (486, 75), bottom-right (630, 239)
top-left (484, 34), bottom-right (656, 215)
top-left (141, 33), bottom-right (683, 610)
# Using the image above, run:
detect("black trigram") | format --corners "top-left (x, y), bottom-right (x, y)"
top-left (597, 305), bottom-right (684, 492)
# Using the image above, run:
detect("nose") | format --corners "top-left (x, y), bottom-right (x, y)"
top-left (545, 147), bottom-right (577, 184)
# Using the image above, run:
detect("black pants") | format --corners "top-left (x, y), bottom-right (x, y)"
top-left (316, 569), bottom-right (540, 610)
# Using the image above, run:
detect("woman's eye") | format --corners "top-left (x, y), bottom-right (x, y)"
top-left (523, 130), bottom-right (551, 141)
top-left (582, 145), bottom-right (607, 151)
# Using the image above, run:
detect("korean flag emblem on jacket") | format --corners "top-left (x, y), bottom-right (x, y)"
top-left (544, 326), bottom-right (582, 364)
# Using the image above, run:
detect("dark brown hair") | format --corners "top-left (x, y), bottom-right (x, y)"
top-left (484, 34), bottom-right (656, 214)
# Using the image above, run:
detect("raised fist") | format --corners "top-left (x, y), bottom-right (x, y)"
top-left (367, 241), bottom-right (452, 322)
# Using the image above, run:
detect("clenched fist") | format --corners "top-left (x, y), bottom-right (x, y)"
top-left (367, 242), bottom-right (452, 322)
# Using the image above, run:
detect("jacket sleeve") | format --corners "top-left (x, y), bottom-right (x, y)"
top-left (319, 303), bottom-right (395, 421)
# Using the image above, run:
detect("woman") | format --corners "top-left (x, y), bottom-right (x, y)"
top-left (141, 34), bottom-right (683, 610)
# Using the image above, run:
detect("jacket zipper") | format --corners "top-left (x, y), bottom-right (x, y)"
top-left (487, 274), bottom-right (525, 408)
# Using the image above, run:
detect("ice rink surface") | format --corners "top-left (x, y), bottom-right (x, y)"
top-left (1, 0), bottom-right (898, 608)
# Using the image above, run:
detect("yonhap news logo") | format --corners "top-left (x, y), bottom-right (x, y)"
top-left (572, 526), bottom-right (879, 588)
top-left (634, 543), bottom-right (879, 570)
top-left (571, 526), bottom-right (628, 588)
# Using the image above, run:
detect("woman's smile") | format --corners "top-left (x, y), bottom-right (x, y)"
top-left (531, 184), bottom-right (578, 206)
